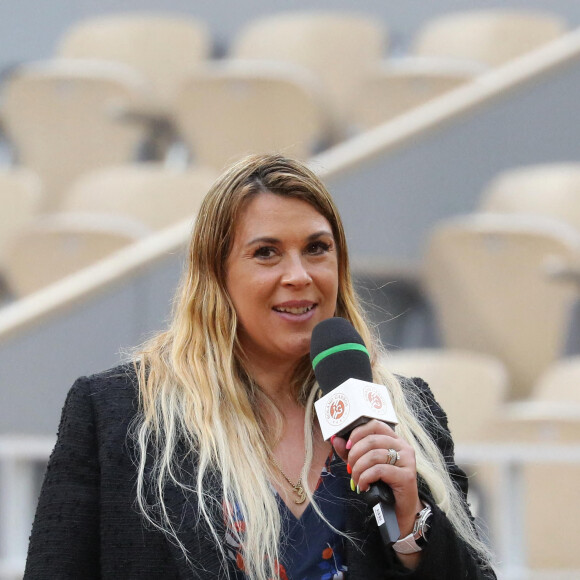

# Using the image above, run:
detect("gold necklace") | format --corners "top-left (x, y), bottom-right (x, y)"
top-left (271, 456), bottom-right (307, 504)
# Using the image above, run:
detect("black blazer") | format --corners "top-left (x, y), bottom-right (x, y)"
top-left (24, 365), bottom-right (495, 579)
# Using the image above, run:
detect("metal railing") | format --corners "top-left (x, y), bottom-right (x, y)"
top-left (0, 437), bottom-right (54, 580)
top-left (1, 436), bottom-right (579, 579)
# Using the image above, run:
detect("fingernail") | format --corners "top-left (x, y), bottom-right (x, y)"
top-left (350, 478), bottom-right (355, 492)
top-left (356, 485), bottom-right (360, 494)
top-left (346, 439), bottom-right (352, 450)
top-left (330, 435), bottom-right (336, 445)
top-left (347, 463), bottom-right (352, 474)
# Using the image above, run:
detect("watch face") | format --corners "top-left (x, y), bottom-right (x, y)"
top-left (393, 504), bottom-right (433, 554)
top-left (416, 525), bottom-right (429, 547)
top-left (414, 505), bottom-right (432, 543)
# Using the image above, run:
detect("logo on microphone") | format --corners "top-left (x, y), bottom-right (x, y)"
top-left (363, 386), bottom-right (388, 415)
top-left (325, 393), bottom-right (350, 426)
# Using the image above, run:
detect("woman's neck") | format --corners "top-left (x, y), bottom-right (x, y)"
top-left (246, 358), bottom-right (302, 406)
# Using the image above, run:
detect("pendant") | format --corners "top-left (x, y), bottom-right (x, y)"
top-left (293, 479), bottom-right (307, 504)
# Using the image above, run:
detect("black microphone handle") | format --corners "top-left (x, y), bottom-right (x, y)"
top-left (362, 481), bottom-right (401, 547)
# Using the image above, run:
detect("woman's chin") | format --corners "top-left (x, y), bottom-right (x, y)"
top-left (284, 337), bottom-right (313, 361)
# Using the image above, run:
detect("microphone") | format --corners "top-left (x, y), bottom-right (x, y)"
top-left (310, 317), bottom-right (400, 545)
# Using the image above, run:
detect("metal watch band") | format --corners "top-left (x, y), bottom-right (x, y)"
top-left (392, 503), bottom-right (432, 555)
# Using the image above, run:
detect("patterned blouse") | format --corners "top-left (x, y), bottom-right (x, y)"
top-left (224, 451), bottom-right (352, 580)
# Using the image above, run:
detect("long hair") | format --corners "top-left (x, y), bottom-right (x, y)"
top-left (132, 154), bottom-right (492, 579)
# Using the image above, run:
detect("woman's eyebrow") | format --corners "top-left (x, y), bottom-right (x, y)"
top-left (306, 230), bottom-right (334, 241)
top-left (245, 230), bottom-right (333, 247)
top-left (245, 236), bottom-right (280, 247)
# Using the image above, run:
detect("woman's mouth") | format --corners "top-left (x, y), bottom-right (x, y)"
top-left (273, 304), bottom-right (315, 315)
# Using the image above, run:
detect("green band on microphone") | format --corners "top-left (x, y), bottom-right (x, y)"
top-left (311, 343), bottom-right (370, 370)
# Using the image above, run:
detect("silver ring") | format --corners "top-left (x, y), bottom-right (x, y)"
top-left (386, 448), bottom-right (400, 465)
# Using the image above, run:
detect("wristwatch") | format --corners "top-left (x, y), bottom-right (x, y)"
top-left (392, 502), bottom-right (432, 554)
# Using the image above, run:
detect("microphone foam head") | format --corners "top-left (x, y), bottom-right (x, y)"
top-left (310, 317), bottom-right (373, 394)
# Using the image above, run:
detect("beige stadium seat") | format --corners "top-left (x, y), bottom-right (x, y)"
top-left (0, 60), bottom-right (152, 209)
top-left (385, 348), bottom-right (508, 540)
top-left (534, 356), bottom-right (580, 403)
top-left (0, 168), bottom-right (42, 263)
top-left (480, 163), bottom-right (580, 230)
top-left (424, 214), bottom-right (580, 401)
top-left (500, 358), bottom-right (580, 572)
top-left (350, 59), bottom-right (480, 130)
top-left (524, 358), bottom-right (580, 572)
top-left (63, 163), bottom-right (217, 230)
top-left (385, 348), bottom-right (508, 442)
top-left (173, 61), bottom-right (329, 170)
top-left (57, 13), bottom-right (211, 107)
top-left (501, 355), bottom-right (580, 441)
top-left (231, 11), bottom-right (387, 139)
top-left (3, 212), bottom-right (148, 296)
top-left (413, 9), bottom-right (567, 67)
top-left (524, 462), bottom-right (580, 572)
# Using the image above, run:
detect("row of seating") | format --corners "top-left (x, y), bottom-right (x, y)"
top-left (0, 8), bottom-right (569, 209)
top-left (0, 59), bottom-right (331, 206)
top-left (53, 8), bottom-right (567, 112)
top-left (406, 206), bottom-right (580, 571)
top-left (0, 163), bottom-right (217, 298)
top-left (422, 163), bottom-right (580, 401)
top-left (386, 348), bottom-right (580, 570)
top-left (3, 159), bottom-right (580, 374)
top-left (388, 348), bottom-right (580, 444)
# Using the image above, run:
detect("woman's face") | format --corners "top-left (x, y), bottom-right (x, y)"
top-left (226, 192), bottom-right (339, 369)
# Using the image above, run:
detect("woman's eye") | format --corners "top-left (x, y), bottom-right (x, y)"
top-left (306, 241), bottom-right (331, 255)
top-left (253, 246), bottom-right (277, 259)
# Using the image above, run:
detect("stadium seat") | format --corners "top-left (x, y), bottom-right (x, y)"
top-left (413, 9), bottom-right (567, 67)
top-left (480, 163), bottom-right (580, 230)
top-left (424, 214), bottom-right (580, 400)
top-left (172, 61), bottom-right (329, 170)
top-left (57, 13), bottom-right (211, 107)
top-left (501, 357), bottom-right (580, 571)
top-left (231, 11), bottom-right (387, 140)
top-left (3, 212), bottom-right (148, 296)
top-left (62, 163), bottom-right (216, 230)
top-left (0, 168), bottom-right (42, 264)
top-left (385, 348), bottom-right (508, 442)
top-left (0, 60), bottom-right (152, 209)
top-left (350, 58), bottom-right (480, 130)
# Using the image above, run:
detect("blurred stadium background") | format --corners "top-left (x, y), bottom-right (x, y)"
top-left (1, 1), bottom-right (580, 578)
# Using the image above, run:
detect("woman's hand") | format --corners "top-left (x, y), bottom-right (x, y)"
top-left (332, 419), bottom-right (424, 540)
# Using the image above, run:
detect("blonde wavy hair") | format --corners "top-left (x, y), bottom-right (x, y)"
top-left (132, 154), bottom-right (492, 579)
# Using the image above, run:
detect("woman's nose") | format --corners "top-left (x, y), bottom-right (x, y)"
top-left (281, 254), bottom-right (312, 286)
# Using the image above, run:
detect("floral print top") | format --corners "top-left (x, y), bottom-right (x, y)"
top-left (224, 450), bottom-right (351, 580)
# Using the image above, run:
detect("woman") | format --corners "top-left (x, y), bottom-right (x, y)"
top-left (25, 154), bottom-right (495, 579)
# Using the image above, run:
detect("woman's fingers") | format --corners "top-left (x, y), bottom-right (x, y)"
top-left (346, 421), bottom-right (404, 470)
top-left (330, 435), bottom-right (348, 462)
top-left (348, 418), bottom-right (397, 446)
top-left (330, 420), bottom-right (400, 466)
top-left (351, 442), bottom-right (413, 492)
top-left (330, 420), bottom-right (422, 532)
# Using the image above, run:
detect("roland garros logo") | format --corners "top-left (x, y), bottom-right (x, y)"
top-left (325, 393), bottom-right (350, 426)
top-left (364, 386), bottom-right (388, 416)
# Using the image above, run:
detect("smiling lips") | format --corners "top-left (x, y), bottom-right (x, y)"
top-left (273, 302), bottom-right (316, 315)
